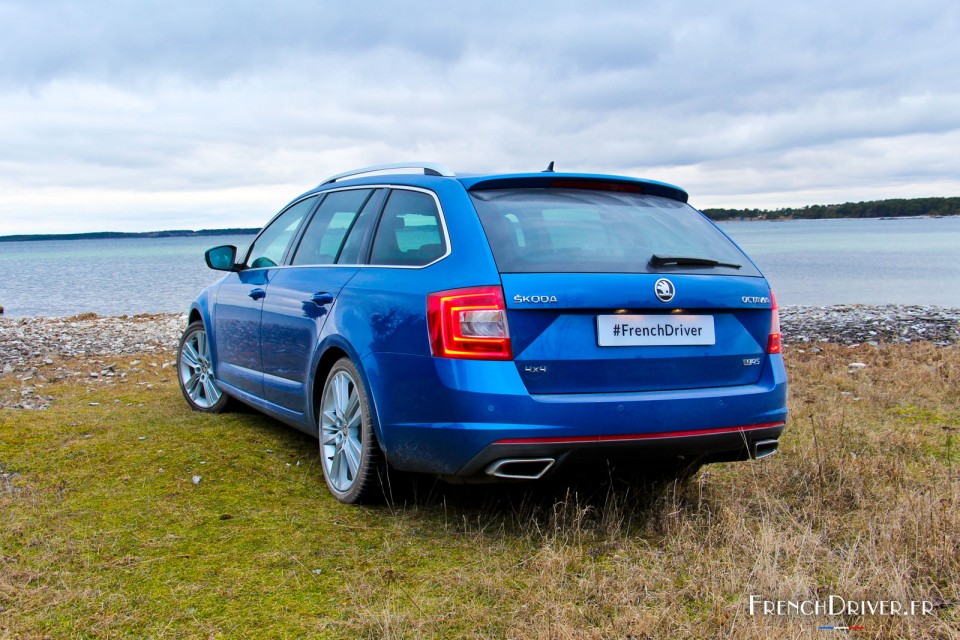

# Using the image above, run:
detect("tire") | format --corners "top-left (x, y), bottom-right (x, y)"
top-left (177, 321), bottom-right (230, 413)
top-left (318, 358), bottom-right (386, 504)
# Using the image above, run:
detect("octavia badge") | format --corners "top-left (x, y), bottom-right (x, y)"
top-left (655, 278), bottom-right (675, 303)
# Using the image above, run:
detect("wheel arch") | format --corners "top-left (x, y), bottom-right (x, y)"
top-left (309, 338), bottom-right (387, 455)
top-left (312, 346), bottom-right (349, 426)
top-left (187, 302), bottom-right (220, 373)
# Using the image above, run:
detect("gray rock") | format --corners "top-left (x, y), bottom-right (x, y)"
top-left (0, 306), bottom-right (957, 410)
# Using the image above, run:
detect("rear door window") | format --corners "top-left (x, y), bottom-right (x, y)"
top-left (291, 189), bottom-right (374, 265)
top-left (370, 190), bottom-right (447, 266)
top-left (470, 188), bottom-right (757, 275)
top-left (336, 189), bottom-right (384, 265)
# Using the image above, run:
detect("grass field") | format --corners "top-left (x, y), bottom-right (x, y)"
top-left (1, 343), bottom-right (958, 638)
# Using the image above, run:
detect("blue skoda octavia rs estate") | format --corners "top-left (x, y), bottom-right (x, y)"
top-left (177, 162), bottom-right (787, 503)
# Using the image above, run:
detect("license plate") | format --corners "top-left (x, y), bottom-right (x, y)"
top-left (597, 314), bottom-right (716, 346)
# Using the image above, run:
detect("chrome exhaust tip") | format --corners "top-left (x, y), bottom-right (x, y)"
top-left (752, 439), bottom-right (780, 460)
top-left (485, 458), bottom-right (556, 480)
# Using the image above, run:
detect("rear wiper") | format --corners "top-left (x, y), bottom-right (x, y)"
top-left (649, 254), bottom-right (742, 269)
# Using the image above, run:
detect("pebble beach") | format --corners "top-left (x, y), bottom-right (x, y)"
top-left (1, 305), bottom-right (958, 410)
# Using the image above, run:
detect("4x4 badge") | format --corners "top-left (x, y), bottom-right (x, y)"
top-left (655, 278), bottom-right (675, 303)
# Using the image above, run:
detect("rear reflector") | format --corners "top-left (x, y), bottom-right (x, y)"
top-left (494, 422), bottom-right (785, 445)
top-left (767, 291), bottom-right (782, 354)
top-left (427, 286), bottom-right (512, 360)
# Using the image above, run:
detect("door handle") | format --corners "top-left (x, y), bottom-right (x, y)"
top-left (311, 292), bottom-right (334, 306)
top-left (248, 288), bottom-right (266, 300)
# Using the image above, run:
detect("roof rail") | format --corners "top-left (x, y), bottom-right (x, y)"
top-left (320, 162), bottom-right (456, 186)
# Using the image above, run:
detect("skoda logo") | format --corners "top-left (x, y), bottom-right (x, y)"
top-left (654, 278), bottom-right (675, 303)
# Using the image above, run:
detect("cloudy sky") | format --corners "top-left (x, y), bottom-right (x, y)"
top-left (2, 0), bottom-right (959, 235)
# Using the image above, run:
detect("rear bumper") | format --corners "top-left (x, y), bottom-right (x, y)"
top-left (457, 421), bottom-right (785, 478)
top-left (361, 352), bottom-right (788, 476)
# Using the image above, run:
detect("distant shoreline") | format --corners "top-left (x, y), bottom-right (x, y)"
top-left (0, 228), bottom-right (258, 243)
top-left (701, 195), bottom-right (959, 221)
top-left (715, 214), bottom-right (954, 223)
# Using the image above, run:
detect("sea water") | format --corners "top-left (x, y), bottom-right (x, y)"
top-left (1, 217), bottom-right (958, 317)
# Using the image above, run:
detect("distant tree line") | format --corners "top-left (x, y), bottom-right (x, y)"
top-left (700, 197), bottom-right (960, 221)
top-left (0, 228), bottom-right (259, 242)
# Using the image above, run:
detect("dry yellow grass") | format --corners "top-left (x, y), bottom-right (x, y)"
top-left (1, 342), bottom-right (958, 638)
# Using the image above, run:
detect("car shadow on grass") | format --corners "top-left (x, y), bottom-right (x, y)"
top-left (228, 408), bottom-right (714, 539)
top-left (373, 464), bottom-right (711, 540)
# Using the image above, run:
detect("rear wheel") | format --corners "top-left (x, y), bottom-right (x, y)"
top-left (319, 358), bottom-right (386, 504)
top-left (177, 321), bottom-right (230, 413)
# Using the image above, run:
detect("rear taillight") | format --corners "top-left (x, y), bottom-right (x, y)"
top-left (427, 286), bottom-right (512, 360)
top-left (767, 291), bottom-right (782, 354)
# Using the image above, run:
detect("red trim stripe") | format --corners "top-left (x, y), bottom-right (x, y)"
top-left (494, 422), bottom-right (784, 446)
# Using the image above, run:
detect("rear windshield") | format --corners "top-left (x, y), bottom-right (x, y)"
top-left (470, 188), bottom-right (758, 275)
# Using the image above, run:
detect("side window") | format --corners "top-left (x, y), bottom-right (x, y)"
top-left (336, 190), bottom-right (383, 264)
top-left (246, 196), bottom-right (316, 269)
top-left (370, 190), bottom-right (446, 266)
top-left (292, 189), bottom-right (372, 266)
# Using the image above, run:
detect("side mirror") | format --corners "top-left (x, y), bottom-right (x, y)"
top-left (205, 245), bottom-right (238, 271)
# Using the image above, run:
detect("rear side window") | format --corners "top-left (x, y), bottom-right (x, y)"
top-left (370, 190), bottom-right (446, 266)
top-left (336, 190), bottom-right (383, 265)
top-left (246, 196), bottom-right (317, 269)
top-left (470, 188), bottom-right (757, 275)
top-left (292, 189), bottom-right (373, 265)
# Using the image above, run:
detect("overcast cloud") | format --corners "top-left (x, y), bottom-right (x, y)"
top-left (1, 0), bottom-right (958, 234)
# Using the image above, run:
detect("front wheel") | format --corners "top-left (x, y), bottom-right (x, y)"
top-left (177, 321), bottom-right (230, 413)
top-left (319, 358), bottom-right (386, 504)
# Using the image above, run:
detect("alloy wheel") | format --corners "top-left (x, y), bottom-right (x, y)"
top-left (178, 327), bottom-right (223, 409)
top-left (320, 369), bottom-right (364, 492)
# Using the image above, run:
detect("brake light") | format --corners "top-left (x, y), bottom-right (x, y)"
top-left (767, 291), bottom-right (782, 354)
top-left (550, 180), bottom-right (642, 193)
top-left (427, 286), bottom-right (512, 360)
